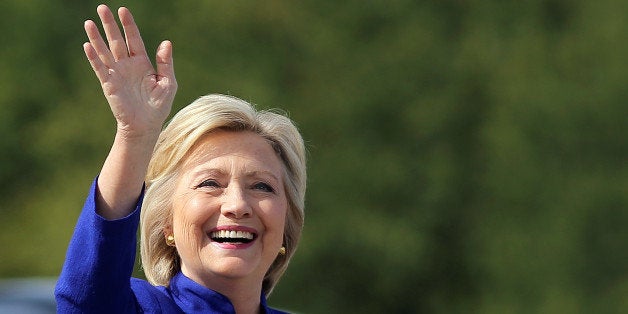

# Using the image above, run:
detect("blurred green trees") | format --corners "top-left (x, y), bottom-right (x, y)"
top-left (0, 0), bottom-right (626, 313)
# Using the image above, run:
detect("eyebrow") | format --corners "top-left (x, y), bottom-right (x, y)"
top-left (243, 170), bottom-right (281, 183)
top-left (189, 168), bottom-right (281, 183)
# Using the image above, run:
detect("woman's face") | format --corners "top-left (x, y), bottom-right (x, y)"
top-left (169, 130), bottom-right (287, 288)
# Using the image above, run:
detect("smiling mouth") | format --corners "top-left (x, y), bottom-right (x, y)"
top-left (210, 230), bottom-right (256, 244)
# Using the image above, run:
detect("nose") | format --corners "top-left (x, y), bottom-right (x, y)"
top-left (220, 184), bottom-right (252, 219)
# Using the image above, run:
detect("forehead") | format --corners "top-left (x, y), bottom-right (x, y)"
top-left (181, 130), bottom-right (284, 174)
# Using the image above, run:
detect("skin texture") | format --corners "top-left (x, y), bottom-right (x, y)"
top-left (167, 131), bottom-right (288, 310)
top-left (83, 5), bottom-right (177, 220)
top-left (83, 5), bottom-right (280, 313)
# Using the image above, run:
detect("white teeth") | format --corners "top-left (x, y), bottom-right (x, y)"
top-left (211, 230), bottom-right (254, 240)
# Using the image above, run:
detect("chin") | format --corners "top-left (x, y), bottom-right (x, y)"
top-left (204, 255), bottom-right (264, 280)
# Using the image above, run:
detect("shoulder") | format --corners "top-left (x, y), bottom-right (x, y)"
top-left (130, 278), bottom-right (184, 314)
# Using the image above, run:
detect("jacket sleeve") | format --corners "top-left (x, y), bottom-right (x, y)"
top-left (55, 177), bottom-right (144, 314)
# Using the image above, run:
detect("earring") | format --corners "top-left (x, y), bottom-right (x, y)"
top-left (166, 235), bottom-right (176, 247)
top-left (279, 246), bottom-right (286, 256)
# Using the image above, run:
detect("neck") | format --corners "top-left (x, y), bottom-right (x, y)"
top-left (230, 289), bottom-right (262, 314)
top-left (188, 271), bottom-right (264, 314)
top-left (216, 278), bottom-right (263, 314)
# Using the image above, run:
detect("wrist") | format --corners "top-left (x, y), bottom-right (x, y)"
top-left (115, 127), bottom-right (161, 145)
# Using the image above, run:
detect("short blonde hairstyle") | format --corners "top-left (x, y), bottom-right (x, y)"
top-left (140, 94), bottom-right (306, 296)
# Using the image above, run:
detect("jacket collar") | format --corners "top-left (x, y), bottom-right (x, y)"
top-left (169, 272), bottom-right (273, 313)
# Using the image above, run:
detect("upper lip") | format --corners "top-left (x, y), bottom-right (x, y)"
top-left (210, 225), bottom-right (258, 233)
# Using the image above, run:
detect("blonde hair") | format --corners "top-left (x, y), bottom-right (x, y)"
top-left (140, 94), bottom-right (306, 296)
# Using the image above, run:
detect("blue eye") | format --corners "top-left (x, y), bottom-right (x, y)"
top-left (253, 182), bottom-right (275, 193)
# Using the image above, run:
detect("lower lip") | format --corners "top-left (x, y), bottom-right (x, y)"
top-left (211, 239), bottom-right (256, 250)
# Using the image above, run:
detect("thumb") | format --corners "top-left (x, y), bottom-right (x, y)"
top-left (155, 40), bottom-right (175, 80)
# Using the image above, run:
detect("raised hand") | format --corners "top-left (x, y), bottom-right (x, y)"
top-left (84, 5), bottom-right (178, 219)
top-left (83, 5), bottom-right (177, 139)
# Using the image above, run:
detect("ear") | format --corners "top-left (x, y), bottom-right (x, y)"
top-left (163, 225), bottom-right (173, 237)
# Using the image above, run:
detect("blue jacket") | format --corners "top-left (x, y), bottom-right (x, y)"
top-left (55, 178), bottom-right (288, 313)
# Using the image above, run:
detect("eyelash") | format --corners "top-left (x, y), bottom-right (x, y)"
top-left (252, 182), bottom-right (275, 193)
top-left (196, 179), bottom-right (220, 188)
top-left (196, 180), bottom-right (275, 193)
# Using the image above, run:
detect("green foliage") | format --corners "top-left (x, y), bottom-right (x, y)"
top-left (1, 0), bottom-right (627, 313)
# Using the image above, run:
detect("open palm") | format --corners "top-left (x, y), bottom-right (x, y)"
top-left (84, 5), bottom-right (177, 138)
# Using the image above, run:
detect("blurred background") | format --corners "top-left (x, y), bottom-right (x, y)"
top-left (0, 0), bottom-right (627, 313)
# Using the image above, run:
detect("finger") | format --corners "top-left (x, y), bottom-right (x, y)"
top-left (84, 20), bottom-right (115, 66)
top-left (156, 40), bottom-right (176, 82)
top-left (83, 42), bottom-right (112, 85)
top-left (97, 4), bottom-right (128, 61)
top-left (118, 7), bottom-right (147, 58)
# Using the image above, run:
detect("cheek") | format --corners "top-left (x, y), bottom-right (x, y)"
top-left (172, 194), bottom-right (217, 239)
top-left (259, 199), bottom-right (288, 233)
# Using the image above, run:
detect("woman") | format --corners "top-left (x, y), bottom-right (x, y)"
top-left (55, 5), bottom-right (306, 314)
